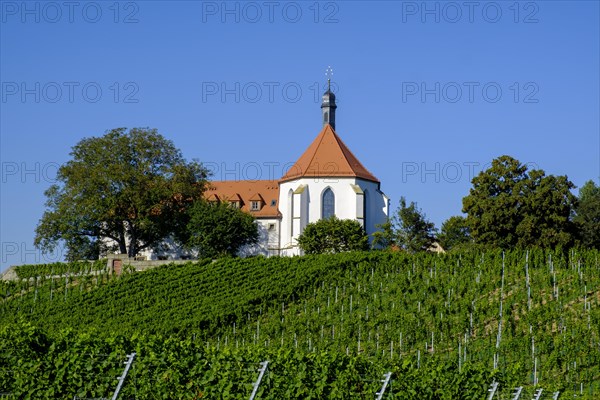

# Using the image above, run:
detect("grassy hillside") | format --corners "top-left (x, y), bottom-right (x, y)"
top-left (1, 249), bottom-right (599, 398)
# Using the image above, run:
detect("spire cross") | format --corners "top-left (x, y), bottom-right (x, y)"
top-left (325, 66), bottom-right (333, 91)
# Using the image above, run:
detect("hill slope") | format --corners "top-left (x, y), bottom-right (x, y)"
top-left (1, 249), bottom-right (599, 398)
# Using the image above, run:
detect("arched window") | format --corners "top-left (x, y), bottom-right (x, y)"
top-left (322, 188), bottom-right (335, 219)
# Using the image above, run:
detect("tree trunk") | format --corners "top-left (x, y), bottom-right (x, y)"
top-left (118, 229), bottom-right (127, 255)
top-left (128, 228), bottom-right (137, 258)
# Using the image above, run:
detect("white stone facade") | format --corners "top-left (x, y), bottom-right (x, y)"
top-left (279, 177), bottom-right (389, 256)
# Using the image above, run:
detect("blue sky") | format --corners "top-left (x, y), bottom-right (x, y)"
top-left (1, 1), bottom-right (599, 271)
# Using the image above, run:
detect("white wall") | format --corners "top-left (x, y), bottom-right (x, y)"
top-left (239, 218), bottom-right (280, 257)
top-left (279, 177), bottom-right (389, 255)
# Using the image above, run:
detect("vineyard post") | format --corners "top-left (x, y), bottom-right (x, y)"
top-left (532, 336), bottom-right (537, 385)
top-left (249, 361), bottom-right (269, 400)
top-left (486, 381), bottom-right (498, 400)
top-left (256, 320), bottom-right (260, 344)
top-left (111, 352), bottom-right (136, 400)
top-left (510, 386), bottom-right (522, 400)
top-left (375, 372), bottom-right (392, 400)
top-left (495, 253), bottom-right (505, 370)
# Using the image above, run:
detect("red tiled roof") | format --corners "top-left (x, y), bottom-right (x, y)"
top-left (204, 180), bottom-right (281, 218)
top-left (280, 124), bottom-right (379, 183)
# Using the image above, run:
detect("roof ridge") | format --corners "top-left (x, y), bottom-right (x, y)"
top-left (306, 124), bottom-right (330, 175)
top-left (331, 130), bottom-right (378, 178)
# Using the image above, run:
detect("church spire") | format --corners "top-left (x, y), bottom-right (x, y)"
top-left (321, 66), bottom-right (337, 130)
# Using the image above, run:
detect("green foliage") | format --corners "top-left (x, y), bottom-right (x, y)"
top-left (13, 259), bottom-right (106, 279)
top-left (375, 197), bottom-right (436, 252)
top-left (462, 155), bottom-right (578, 248)
top-left (34, 127), bottom-right (208, 258)
top-left (574, 180), bottom-right (600, 249)
top-left (0, 322), bottom-right (516, 399)
top-left (182, 200), bottom-right (259, 258)
top-left (1, 250), bottom-right (599, 397)
top-left (438, 216), bottom-right (471, 251)
top-left (371, 220), bottom-right (395, 249)
top-left (297, 217), bottom-right (369, 254)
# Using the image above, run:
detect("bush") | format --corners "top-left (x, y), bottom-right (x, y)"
top-left (297, 217), bottom-right (369, 254)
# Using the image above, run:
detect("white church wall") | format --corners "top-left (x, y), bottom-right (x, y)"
top-left (356, 179), bottom-right (390, 242)
top-left (279, 177), bottom-right (389, 255)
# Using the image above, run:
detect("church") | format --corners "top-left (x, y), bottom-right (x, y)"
top-left (200, 84), bottom-right (390, 257)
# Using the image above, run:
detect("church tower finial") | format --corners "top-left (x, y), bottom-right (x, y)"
top-left (321, 66), bottom-right (337, 130)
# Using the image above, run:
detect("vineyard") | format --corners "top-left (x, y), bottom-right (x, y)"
top-left (1, 249), bottom-right (599, 398)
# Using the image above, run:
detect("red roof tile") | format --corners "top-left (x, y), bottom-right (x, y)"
top-left (280, 124), bottom-right (379, 183)
top-left (204, 180), bottom-right (281, 218)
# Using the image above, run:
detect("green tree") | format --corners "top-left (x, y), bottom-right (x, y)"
top-left (394, 197), bottom-right (437, 252)
top-left (297, 217), bottom-right (369, 254)
top-left (182, 200), bottom-right (259, 258)
top-left (462, 155), bottom-right (577, 248)
top-left (438, 216), bottom-right (471, 251)
top-left (34, 128), bottom-right (208, 258)
top-left (371, 220), bottom-right (395, 249)
top-left (574, 180), bottom-right (600, 248)
top-left (373, 197), bottom-right (436, 252)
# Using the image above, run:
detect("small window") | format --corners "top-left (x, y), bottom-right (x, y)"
top-left (270, 199), bottom-right (277, 206)
top-left (230, 201), bottom-right (240, 209)
top-left (251, 201), bottom-right (261, 211)
top-left (268, 223), bottom-right (275, 231)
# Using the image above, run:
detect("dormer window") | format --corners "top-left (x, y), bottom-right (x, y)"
top-left (250, 200), bottom-right (261, 211)
top-left (230, 201), bottom-right (241, 209)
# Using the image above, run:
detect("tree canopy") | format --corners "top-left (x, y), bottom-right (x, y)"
top-left (462, 155), bottom-right (577, 248)
top-left (438, 216), bottom-right (471, 251)
top-left (181, 200), bottom-right (259, 258)
top-left (373, 197), bottom-right (436, 253)
top-left (297, 217), bottom-right (369, 254)
top-left (34, 127), bottom-right (208, 259)
top-left (574, 180), bottom-right (600, 249)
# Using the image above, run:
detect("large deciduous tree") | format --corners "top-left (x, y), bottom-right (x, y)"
top-left (181, 200), bottom-right (259, 258)
top-left (35, 127), bottom-right (208, 259)
top-left (462, 155), bottom-right (577, 248)
top-left (297, 217), bottom-right (369, 254)
top-left (574, 180), bottom-right (600, 249)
